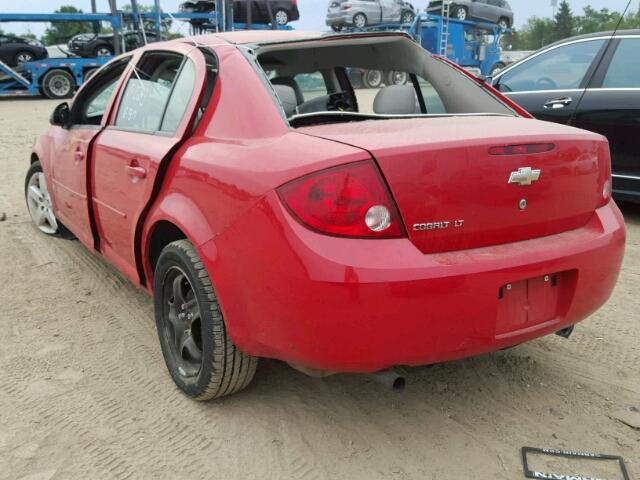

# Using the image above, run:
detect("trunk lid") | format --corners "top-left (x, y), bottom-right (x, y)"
top-left (299, 116), bottom-right (610, 254)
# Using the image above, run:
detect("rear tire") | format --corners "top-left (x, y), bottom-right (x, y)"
top-left (498, 17), bottom-right (510, 29)
top-left (385, 71), bottom-right (408, 86)
top-left (93, 45), bottom-right (114, 57)
top-left (353, 12), bottom-right (367, 28)
top-left (451, 6), bottom-right (468, 21)
top-left (154, 240), bottom-right (258, 400)
top-left (363, 69), bottom-right (383, 88)
top-left (401, 10), bottom-right (415, 23)
top-left (41, 69), bottom-right (75, 99)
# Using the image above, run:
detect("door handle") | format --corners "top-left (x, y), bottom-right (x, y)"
top-left (126, 163), bottom-right (147, 180)
top-left (543, 96), bottom-right (573, 109)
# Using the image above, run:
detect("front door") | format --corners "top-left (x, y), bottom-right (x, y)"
top-left (573, 37), bottom-right (640, 199)
top-left (379, 0), bottom-right (401, 22)
top-left (91, 47), bottom-right (205, 283)
top-left (48, 56), bottom-right (131, 247)
top-left (495, 38), bottom-right (607, 125)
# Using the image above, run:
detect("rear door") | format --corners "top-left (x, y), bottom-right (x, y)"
top-left (494, 38), bottom-right (607, 125)
top-left (90, 46), bottom-right (206, 282)
top-left (573, 36), bottom-right (640, 199)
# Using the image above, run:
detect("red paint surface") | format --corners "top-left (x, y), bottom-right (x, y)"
top-left (33, 33), bottom-right (626, 372)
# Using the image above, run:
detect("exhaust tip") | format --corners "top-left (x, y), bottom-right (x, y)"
top-left (392, 376), bottom-right (406, 393)
top-left (372, 368), bottom-right (406, 392)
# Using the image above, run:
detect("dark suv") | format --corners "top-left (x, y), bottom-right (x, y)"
top-left (68, 31), bottom-right (161, 58)
top-left (180, 0), bottom-right (300, 25)
top-left (0, 34), bottom-right (48, 67)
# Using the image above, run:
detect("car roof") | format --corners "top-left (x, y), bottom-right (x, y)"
top-left (174, 30), bottom-right (411, 47)
top-left (543, 29), bottom-right (640, 50)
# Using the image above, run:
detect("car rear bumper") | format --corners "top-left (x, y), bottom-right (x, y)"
top-left (204, 194), bottom-right (626, 373)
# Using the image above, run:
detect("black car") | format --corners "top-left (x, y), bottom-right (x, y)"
top-left (0, 34), bottom-right (48, 67)
top-left (180, 0), bottom-right (300, 25)
top-left (68, 31), bottom-right (162, 58)
top-left (492, 30), bottom-right (640, 202)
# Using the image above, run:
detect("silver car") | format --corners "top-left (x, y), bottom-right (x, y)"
top-left (427, 0), bottom-right (514, 29)
top-left (326, 0), bottom-right (415, 32)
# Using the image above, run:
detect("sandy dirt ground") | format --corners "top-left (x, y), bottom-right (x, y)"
top-left (0, 98), bottom-right (638, 480)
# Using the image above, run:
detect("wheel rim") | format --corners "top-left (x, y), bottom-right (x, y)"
top-left (499, 19), bottom-right (508, 29)
top-left (402, 13), bottom-right (413, 23)
top-left (390, 71), bottom-right (408, 85)
top-left (96, 47), bottom-right (112, 57)
top-left (354, 14), bottom-right (366, 28)
top-left (161, 267), bottom-right (204, 378)
top-left (27, 172), bottom-right (58, 234)
top-left (17, 53), bottom-right (34, 64)
top-left (275, 10), bottom-right (288, 25)
top-left (456, 8), bottom-right (467, 20)
top-left (367, 70), bottom-right (382, 87)
top-left (48, 74), bottom-right (72, 97)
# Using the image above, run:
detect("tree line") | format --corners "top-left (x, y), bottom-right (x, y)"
top-left (507, 1), bottom-right (640, 51)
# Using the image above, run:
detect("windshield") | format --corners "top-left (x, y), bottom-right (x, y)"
top-left (257, 35), bottom-right (516, 127)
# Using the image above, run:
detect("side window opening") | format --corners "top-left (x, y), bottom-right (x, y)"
top-left (72, 56), bottom-right (132, 126)
top-left (193, 47), bottom-right (219, 131)
top-left (115, 52), bottom-right (183, 133)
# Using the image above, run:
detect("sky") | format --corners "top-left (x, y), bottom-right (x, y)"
top-left (1, 0), bottom-right (638, 37)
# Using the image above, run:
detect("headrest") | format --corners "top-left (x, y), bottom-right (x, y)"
top-left (273, 84), bottom-right (298, 117)
top-left (271, 77), bottom-right (304, 105)
top-left (373, 85), bottom-right (419, 115)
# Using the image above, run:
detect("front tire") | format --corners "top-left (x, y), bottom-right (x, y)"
top-left (498, 17), bottom-right (510, 29)
top-left (15, 51), bottom-right (35, 65)
top-left (25, 161), bottom-right (71, 237)
top-left (273, 8), bottom-right (290, 25)
top-left (154, 240), bottom-right (258, 400)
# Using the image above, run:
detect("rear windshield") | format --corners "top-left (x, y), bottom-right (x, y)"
top-left (256, 35), bottom-right (516, 127)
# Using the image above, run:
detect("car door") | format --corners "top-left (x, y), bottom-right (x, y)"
top-left (47, 56), bottom-right (131, 248)
top-left (572, 36), bottom-right (640, 199)
top-left (90, 46), bottom-right (205, 282)
top-left (471, 0), bottom-right (491, 21)
top-left (380, 0), bottom-right (401, 22)
top-left (493, 38), bottom-right (607, 124)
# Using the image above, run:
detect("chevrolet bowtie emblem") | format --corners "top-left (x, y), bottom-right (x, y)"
top-left (508, 167), bottom-right (541, 186)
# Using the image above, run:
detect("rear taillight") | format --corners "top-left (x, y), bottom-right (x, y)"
top-left (278, 161), bottom-right (404, 238)
top-left (489, 143), bottom-right (555, 155)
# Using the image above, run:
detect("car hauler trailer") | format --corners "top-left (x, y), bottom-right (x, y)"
top-left (343, 2), bottom-right (509, 87)
top-left (0, 0), bottom-right (288, 98)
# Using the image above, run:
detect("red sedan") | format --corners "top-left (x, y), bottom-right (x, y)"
top-left (26, 31), bottom-right (626, 400)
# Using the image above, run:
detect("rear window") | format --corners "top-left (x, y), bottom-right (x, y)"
top-left (257, 36), bottom-right (515, 126)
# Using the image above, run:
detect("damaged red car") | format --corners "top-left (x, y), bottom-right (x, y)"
top-left (26, 31), bottom-right (625, 400)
